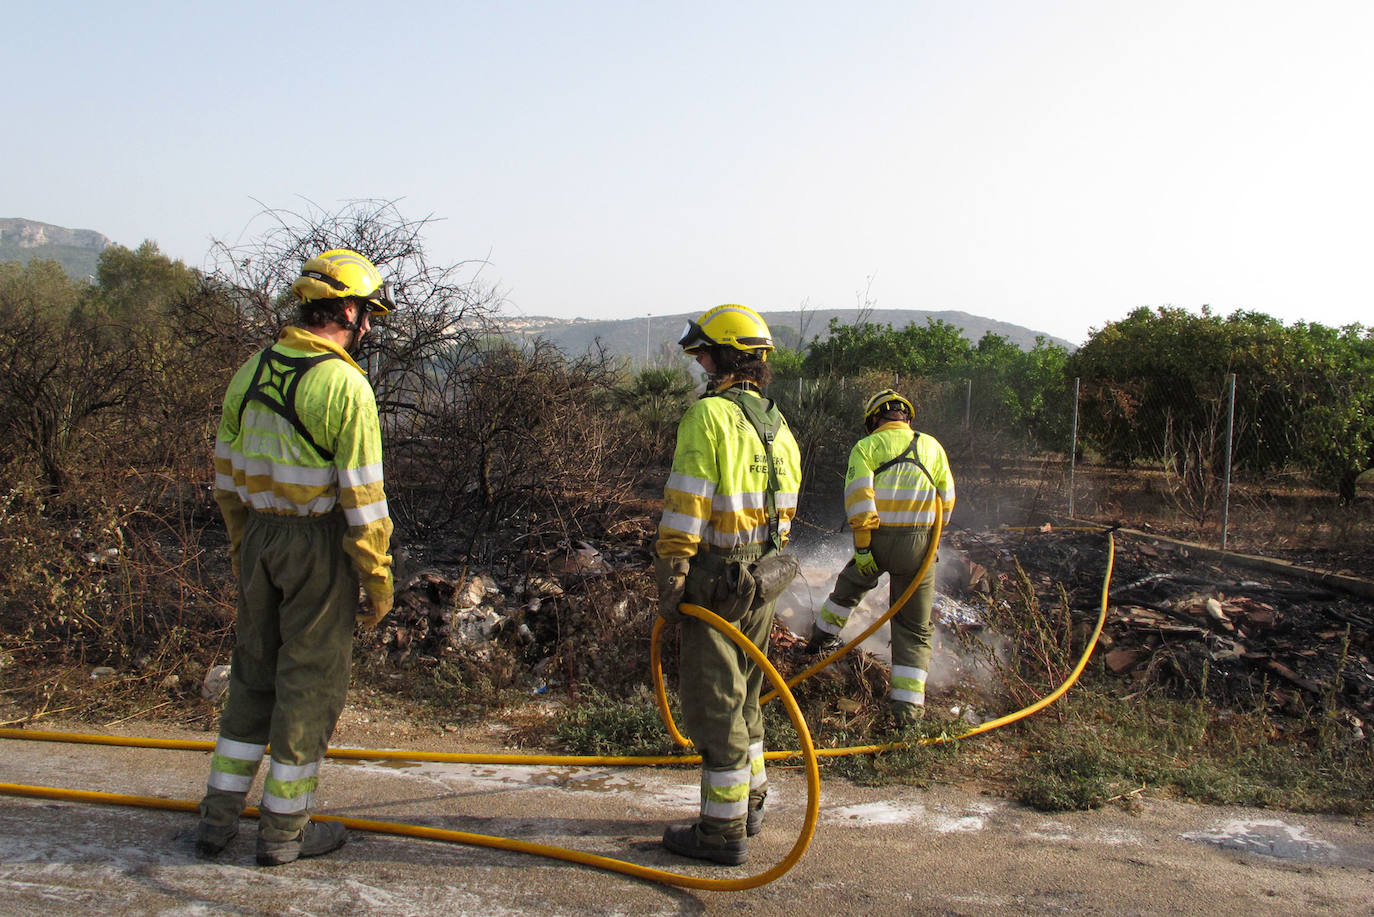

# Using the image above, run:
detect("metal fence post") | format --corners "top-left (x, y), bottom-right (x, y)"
top-left (964, 378), bottom-right (972, 432)
top-left (1069, 377), bottom-right (1080, 519)
top-left (1221, 372), bottom-right (1236, 552)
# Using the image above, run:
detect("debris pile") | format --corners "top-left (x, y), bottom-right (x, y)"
top-left (373, 540), bottom-right (651, 697)
top-left (954, 528), bottom-right (1374, 733)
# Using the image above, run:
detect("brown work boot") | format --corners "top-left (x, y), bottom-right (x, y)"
top-left (194, 818), bottom-right (238, 858)
top-left (746, 791), bottom-right (766, 837)
top-left (255, 819), bottom-right (348, 867)
top-left (890, 701), bottom-right (925, 730)
top-left (195, 792), bottom-right (245, 858)
top-left (662, 822), bottom-right (748, 866)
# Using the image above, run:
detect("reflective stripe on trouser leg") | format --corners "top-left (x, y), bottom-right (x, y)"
top-left (700, 765), bottom-right (751, 821)
top-left (817, 598), bottom-right (852, 635)
top-left (200, 736), bottom-right (265, 826)
top-left (891, 665), bottom-right (928, 705)
top-left (748, 741), bottom-right (767, 792)
top-left (261, 757), bottom-right (321, 815)
top-left (206, 737), bottom-right (265, 794)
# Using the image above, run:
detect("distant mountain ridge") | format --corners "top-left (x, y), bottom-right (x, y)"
top-left (3, 219), bottom-right (1072, 354)
top-left (499, 308), bottom-right (1075, 362)
top-left (0, 218), bottom-right (111, 280)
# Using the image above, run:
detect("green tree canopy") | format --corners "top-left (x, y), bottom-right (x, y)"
top-left (796, 317), bottom-right (1073, 452)
top-left (1067, 306), bottom-right (1374, 497)
top-left (89, 241), bottom-right (200, 329)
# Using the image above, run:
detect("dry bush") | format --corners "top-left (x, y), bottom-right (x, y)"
top-left (392, 339), bottom-right (657, 550)
top-left (953, 559), bottom-right (1079, 713)
top-left (0, 471), bottom-right (233, 707)
top-left (532, 571), bottom-right (659, 700)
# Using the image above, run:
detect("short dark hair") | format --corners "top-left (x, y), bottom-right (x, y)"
top-left (297, 297), bottom-right (353, 330)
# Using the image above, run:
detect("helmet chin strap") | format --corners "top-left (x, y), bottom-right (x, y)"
top-left (339, 301), bottom-right (367, 353)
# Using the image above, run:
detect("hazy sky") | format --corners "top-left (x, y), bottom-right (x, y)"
top-left (9, 0), bottom-right (1371, 345)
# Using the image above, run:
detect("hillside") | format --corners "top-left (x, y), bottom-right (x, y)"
top-left (0, 217), bottom-right (111, 280)
top-left (1, 219), bottom-right (1070, 355)
top-left (498, 307), bottom-right (1076, 363)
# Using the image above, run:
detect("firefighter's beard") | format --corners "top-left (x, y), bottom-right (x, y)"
top-left (345, 325), bottom-right (367, 356)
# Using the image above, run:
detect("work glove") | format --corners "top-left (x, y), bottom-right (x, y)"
top-left (853, 547), bottom-right (879, 578)
top-left (654, 556), bottom-right (689, 624)
top-left (803, 624), bottom-right (844, 656)
top-left (357, 591), bottom-right (394, 628)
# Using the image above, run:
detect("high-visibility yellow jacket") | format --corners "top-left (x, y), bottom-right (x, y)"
top-left (844, 421), bottom-right (955, 549)
top-left (213, 326), bottom-right (394, 610)
top-left (656, 385), bottom-right (802, 560)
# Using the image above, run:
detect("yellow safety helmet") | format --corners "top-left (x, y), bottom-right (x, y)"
top-left (289, 248), bottom-right (394, 315)
top-left (678, 304), bottom-right (774, 359)
top-left (864, 389), bottom-right (915, 426)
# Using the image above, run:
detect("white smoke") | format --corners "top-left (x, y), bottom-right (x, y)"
top-left (777, 533), bottom-right (1004, 694)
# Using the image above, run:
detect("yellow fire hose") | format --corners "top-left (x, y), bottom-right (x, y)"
top-left (0, 529), bottom-right (1114, 890)
top-left (653, 509), bottom-right (945, 747)
top-left (0, 602), bottom-right (819, 891)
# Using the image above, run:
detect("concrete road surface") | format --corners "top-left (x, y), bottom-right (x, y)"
top-left (1, 717), bottom-right (1372, 916)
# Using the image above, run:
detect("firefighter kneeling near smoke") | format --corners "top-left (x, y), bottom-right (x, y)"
top-left (805, 389), bottom-right (955, 729)
top-left (654, 304), bottom-right (803, 866)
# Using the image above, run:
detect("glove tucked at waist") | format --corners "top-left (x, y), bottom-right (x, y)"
top-left (654, 556), bottom-right (689, 623)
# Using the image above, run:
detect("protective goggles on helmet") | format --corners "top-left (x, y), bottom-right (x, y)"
top-left (359, 281), bottom-right (394, 315)
top-left (677, 318), bottom-right (773, 354)
top-left (864, 389), bottom-right (914, 421)
top-left (678, 320), bottom-right (714, 353)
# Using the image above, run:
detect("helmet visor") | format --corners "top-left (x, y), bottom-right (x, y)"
top-left (678, 320), bottom-right (713, 353)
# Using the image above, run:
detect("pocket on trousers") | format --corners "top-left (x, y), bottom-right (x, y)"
top-left (748, 552), bottom-right (799, 609)
top-left (712, 561), bottom-right (756, 622)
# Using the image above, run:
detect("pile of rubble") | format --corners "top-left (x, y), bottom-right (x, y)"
top-left (953, 527), bottom-right (1374, 734)
top-left (370, 539), bottom-right (654, 697)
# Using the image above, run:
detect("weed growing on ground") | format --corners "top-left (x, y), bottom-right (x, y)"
top-left (552, 687), bottom-right (685, 758)
top-left (1007, 689), bottom-right (1374, 814)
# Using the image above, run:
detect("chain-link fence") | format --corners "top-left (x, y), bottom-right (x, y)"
top-left (774, 373), bottom-right (1373, 566)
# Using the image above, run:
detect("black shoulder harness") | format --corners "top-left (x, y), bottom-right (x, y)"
top-left (236, 348), bottom-right (342, 461)
top-left (873, 431), bottom-right (938, 491)
top-left (703, 386), bottom-right (786, 553)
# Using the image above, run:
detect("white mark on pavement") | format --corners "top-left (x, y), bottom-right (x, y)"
top-left (1182, 818), bottom-right (1336, 861)
top-left (823, 801), bottom-right (991, 833)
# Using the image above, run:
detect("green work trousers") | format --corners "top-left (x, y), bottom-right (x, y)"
top-left (679, 548), bottom-right (774, 835)
top-left (827, 526), bottom-right (937, 682)
top-left (200, 510), bottom-right (357, 841)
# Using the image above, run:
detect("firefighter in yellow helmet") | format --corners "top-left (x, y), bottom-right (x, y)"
top-left (805, 389), bottom-right (955, 728)
top-left (654, 304), bottom-right (803, 865)
top-left (195, 249), bottom-right (395, 866)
